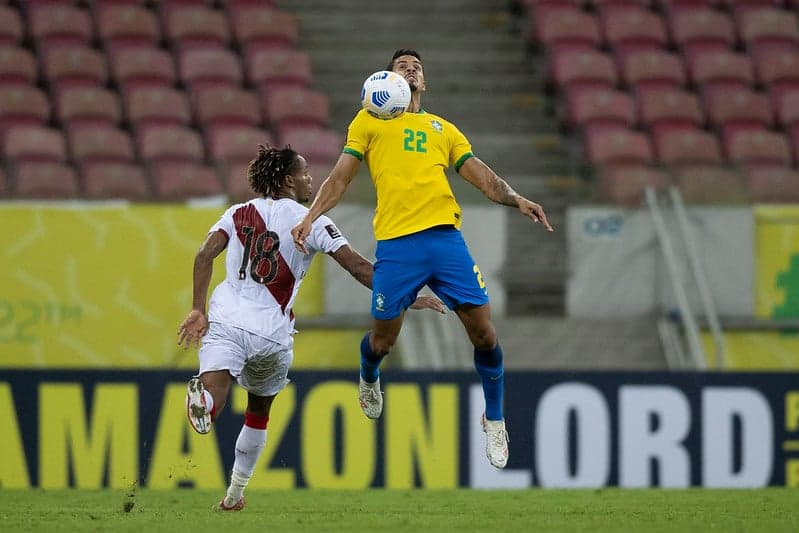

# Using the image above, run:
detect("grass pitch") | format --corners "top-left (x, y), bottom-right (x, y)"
top-left (1, 488), bottom-right (796, 532)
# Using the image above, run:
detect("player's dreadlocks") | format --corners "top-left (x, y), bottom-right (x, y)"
top-left (246, 143), bottom-right (301, 198)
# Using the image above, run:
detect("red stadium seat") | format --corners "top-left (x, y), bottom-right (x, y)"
top-left (686, 50), bottom-right (754, 91)
top-left (110, 46), bottom-right (177, 93)
top-left (529, 5), bottom-right (601, 50)
top-left (68, 125), bottom-right (135, 164)
top-left (179, 47), bottom-right (243, 90)
top-left (263, 87), bottom-right (330, 129)
top-left (673, 165), bottom-right (747, 204)
top-left (0, 6), bottom-right (23, 46)
top-left (756, 50), bottom-right (799, 89)
top-left (191, 86), bottom-right (261, 128)
top-left (596, 164), bottom-right (670, 205)
top-left (737, 7), bottom-right (799, 55)
top-left (96, 4), bottom-right (161, 49)
top-left (278, 125), bottom-right (344, 165)
top-left (583, 126), bottom-right (653, 165)
top-left (599, 5), bottom-right (668, 55)
top-left (28, 4), bottom-right (93, 49)
top-left (652, 126), bottom-right (724, 164)
top-left (635, 86), bottom-right (704, 133)
top-left (775, 89), bottom-right (799, 127)
top-left (3, 125), bottom-right (66, 162)
top-left (162, 5), bottom-right (230, 49)
top-left (791, 122), bottom-right (799, 162)
top-left (744, 165), bottom-right (799, 202)
top-left (668, 6), bottom-right (735, 55)
top-left (703, 86), bottom-right (773, 132)
top-left (150, 161), bottom-right (223, 201)
top-left (80, 162), bottom-right (151, 200)
top-left (245, 48), bottom-right (313, 91)
top-left (549, 49), bottom-right (618, 92)
top-left (0, 86), bottom-right (50, 130)
top-left (228, 6), bottom-right (298, 52)
top-left (55, 86), bottom-right (122, 128)
top-left (124, 86), bottom-right (191, 128)
top-left (564, 87), bottom-right (636, 130)
top-left (41, 45), bottom-right (108, 90)
top-left (620, 50), bottom-right (687, 90)
top-left (136, 124), bottom-right (205, 164)
top-left (0, 46), bottom-right (37, 86)
top-left (223, 159), bottom-right (251, 203)
top-left (724, 128), bottom-right (791, 165)
top-left (206, 124), bottom-right (275, 163)
top-left (13, 161), bottom-right (79, 199)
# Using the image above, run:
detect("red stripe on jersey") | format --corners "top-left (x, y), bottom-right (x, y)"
top-left (232, 203), bottom-right (296, 313)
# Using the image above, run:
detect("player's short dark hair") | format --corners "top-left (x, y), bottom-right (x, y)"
top-left (386, 49), bottom-right (422, 71)
top-left (246, 144), bottom-right (301, 198)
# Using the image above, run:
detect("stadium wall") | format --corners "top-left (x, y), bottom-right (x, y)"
top-left (2, 370), bottom-right (798, 489)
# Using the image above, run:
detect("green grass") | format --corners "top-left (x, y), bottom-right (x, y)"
top-left (1, 489), bottom-right (797, 532)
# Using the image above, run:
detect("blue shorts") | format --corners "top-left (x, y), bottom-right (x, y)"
top-left (371, 225), bottom-right (489, 319)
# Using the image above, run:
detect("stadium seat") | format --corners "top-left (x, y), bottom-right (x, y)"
top-left (756, 50), bottom-right (799, 88)
top-left (28, 4), bottom-right (93, 49)
top-left (549, 48), bottom-right (618, 92)
top-left (80, 161), bottom-right (151, 200)
top-left (150, 161), bottom-right (223, 201)
top-left (206, 124), bottom-right (275, 163)
top-left (228, 5), bottom-right (299, 53)
top-left (673, 165), bottom-right (747, 204)
top-left (635, 86), bottom-right (704, 133)
top-left (263, 87), bottom-right (330, 129)
top-left (41, 45), bottom-right (108, 90)
top-left (223, 159), bottom-right (251, 203)
top-left (12, 161), bottom-right (79, 199)
top-left (743, 165), bottom-right (799, 202)
top-left (563, 87), bottom-right (636, 130)
top-left (529, 5), bottom-right (601, 50)
top-left (110, 46), bottom-right (177, 93)
top-left (0, 46), bottom-right (37, 86)
top-left (791, 122), bottom-right (799, 162)
top-left (178, 47), bottom-right (243, 90)
top-left (245, 48), bottom-right (313, 91)
top-left (736, 7), bottom-right (799, 56)
top-left (136, 124), bottom-right (205, 164)
top-left (3, 125), bottom-right (66, 162)
top-left (162, 4), bottom-right (230, 49)
top-left (686, 50), bottom-right (754, 91)
top-left (599, 5), bottom-right (668, 55)
top-left (68, 125), bottom-right (135, 164)
top-left (0, 166), bottom-right (6, 197)
top-left (652, 126), bottom-right (724, 164)
top-left (667, 6), bottom-right (736, 56)
top-left (774, 88), bottom-right (799, 127)
top-left (583, 126), bottom-right (653, 165)
top-left (278, 125), bottom-right (344, 165)
top-left (724, 128), bottom-right (791, 165)
top-left (191, 86), bottom-right (261, 128)
top-left (0, 86), bottom-right (50, 130)
top-left (620, 50), bottom-right (687, 90)
top-left (96, 4), bottom-right (161, 50)
top-left (55, 86), bottom-right (122, 128)
top-left (0, 5), bottom-right (23, 46)
top-left (703, 86), bottom-right (773, 133)
top-left (124, 86), bottom-right (191, 128)
top-left (596, 164), bottom-right (670, 205)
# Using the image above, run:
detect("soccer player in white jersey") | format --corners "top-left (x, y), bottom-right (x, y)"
top-left (177, 144), bottom-right (444, 511)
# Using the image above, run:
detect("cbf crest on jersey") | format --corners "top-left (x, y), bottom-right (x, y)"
top-left (430, 119), bottom-right (443, 133)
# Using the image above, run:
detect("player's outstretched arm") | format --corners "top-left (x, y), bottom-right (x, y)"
top-left (458, 156), bottom-right (554, 232)
top-left (292, 153), bottom-right (360, 253)
top-left (177, 229), bottom-right (228, 349)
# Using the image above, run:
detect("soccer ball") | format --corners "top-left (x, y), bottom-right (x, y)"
top-left (360, 71), bottom-right (411, 120)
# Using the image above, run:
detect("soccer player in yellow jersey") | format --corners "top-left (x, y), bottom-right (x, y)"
top-left (291, 49), bottom-right (554, 469)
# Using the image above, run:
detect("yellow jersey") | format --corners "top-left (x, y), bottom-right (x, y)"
top-left (343, 108), bottom-right (474, 240)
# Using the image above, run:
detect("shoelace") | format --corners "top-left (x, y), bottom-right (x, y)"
top-left (362, 386), bottom-right (381, 402)
top-left (487, 425), bottom-right (509, 448)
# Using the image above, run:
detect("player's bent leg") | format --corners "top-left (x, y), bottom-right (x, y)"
top-left (358, 316), bottom-right (403, 419)
top-left (186, 370), bottom-right (232, 435)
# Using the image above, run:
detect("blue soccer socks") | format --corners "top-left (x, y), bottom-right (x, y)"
top-left (360, 332), bottom-right (385, 383)
top-left (474, 343), bottom-right (505, 421)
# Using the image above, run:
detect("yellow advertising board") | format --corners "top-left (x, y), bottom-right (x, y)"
top-left (0, 204), bottom-right (349, 369)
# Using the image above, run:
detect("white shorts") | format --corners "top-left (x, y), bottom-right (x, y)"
top-left (197, 322), bottom-right (293, 397)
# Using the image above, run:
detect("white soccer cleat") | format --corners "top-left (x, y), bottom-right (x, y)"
top-left (358, 376), bottom-right (383, 419)
top-left (186, 377), bottom-right (212, 435)
top-left (481, 412), bottom-right (509, 469)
